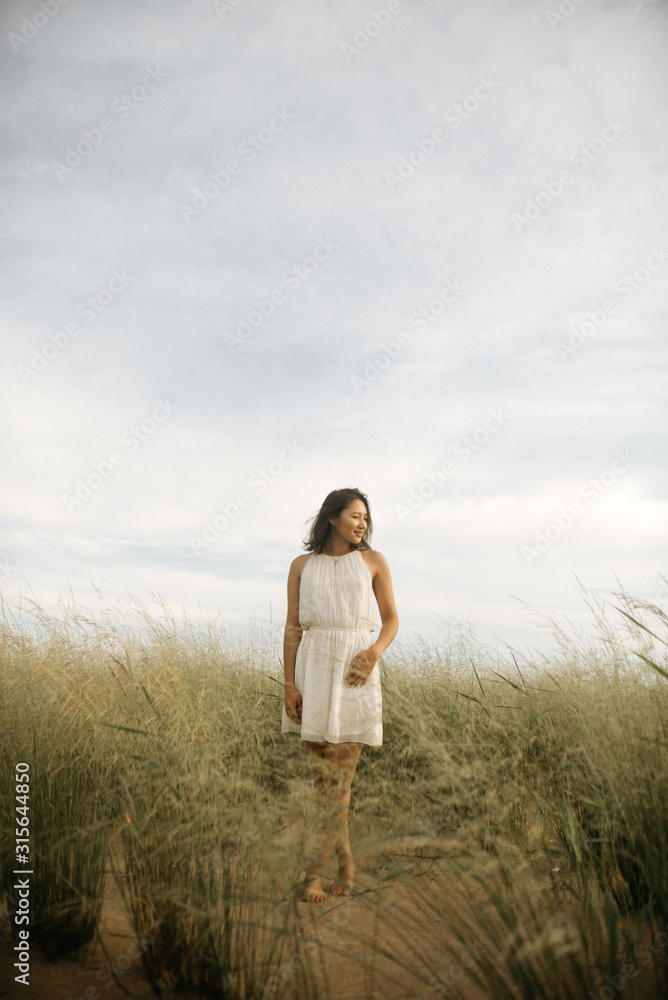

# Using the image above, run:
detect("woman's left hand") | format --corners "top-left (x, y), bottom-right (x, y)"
top-left (344, 647), bottom-right (379, 687)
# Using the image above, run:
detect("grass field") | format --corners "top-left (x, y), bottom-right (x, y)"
top-left (1, 586), bottom-right (667, 1000)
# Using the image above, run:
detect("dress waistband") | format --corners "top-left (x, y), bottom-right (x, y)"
top-left (304, 626), bottom-right (375, 633)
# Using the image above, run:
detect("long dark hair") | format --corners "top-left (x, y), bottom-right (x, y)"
top-left (302, 488), bottom-right (373, 553)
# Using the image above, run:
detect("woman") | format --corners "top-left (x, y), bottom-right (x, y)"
top-left (281, 487), bottom-right (399, 902)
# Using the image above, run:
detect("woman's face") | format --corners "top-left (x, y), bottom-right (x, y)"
top-left (329, 499), bottom-right (368, 545)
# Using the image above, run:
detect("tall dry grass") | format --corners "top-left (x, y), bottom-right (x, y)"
top-left (0, 584), bottom-right (666, 999)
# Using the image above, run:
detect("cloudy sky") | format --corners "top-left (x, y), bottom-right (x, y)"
top-left (1, 0), bottom-right (667, 656)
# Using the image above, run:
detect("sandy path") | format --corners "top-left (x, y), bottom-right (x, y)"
top-left (0, 819), bottom-right (489, 1000)
top-left (2, 790), bottom-right (653, 1000)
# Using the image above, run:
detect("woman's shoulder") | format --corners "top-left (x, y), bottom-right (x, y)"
top-left (359, 548), bottom-right (389, 577)
top-left (290, 553), bottom-right (312, 576)
top-left (362, 547), bottom-right (387, 563)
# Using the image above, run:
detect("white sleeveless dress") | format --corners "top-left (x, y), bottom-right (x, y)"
top-left (281, 550), bottom-right (383, 745)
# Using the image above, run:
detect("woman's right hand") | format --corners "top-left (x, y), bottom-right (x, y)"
top-left (284, 683), bottom-right (302, 724)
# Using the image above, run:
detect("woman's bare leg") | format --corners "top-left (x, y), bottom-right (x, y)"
top-left (302, 740), bottom-right (363, 901)
top-left (303, 740), bottom-right (328, 901)
top-left (328, 742), bottom-right (362, 896)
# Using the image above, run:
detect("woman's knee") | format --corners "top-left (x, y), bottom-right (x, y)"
top-left (325, 741), bottom-right (362, 763)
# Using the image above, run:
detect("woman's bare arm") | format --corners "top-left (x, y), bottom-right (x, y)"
top-left (346, 551), bottom-right (398, 685)
top-left (283, 555), bottom-right (308, 688)
top-left (368, 551), bottom-right (399, 657)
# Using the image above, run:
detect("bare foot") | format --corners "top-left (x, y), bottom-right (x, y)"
top-left (329, 856), bottom-right (355, 896)
top-left (302, 874), bottom-right (327, 902)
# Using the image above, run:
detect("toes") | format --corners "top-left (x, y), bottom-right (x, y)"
top-left (303, 884), bottom-right (327, 902)
top-left (329, 883), bottom-right (352, 896)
